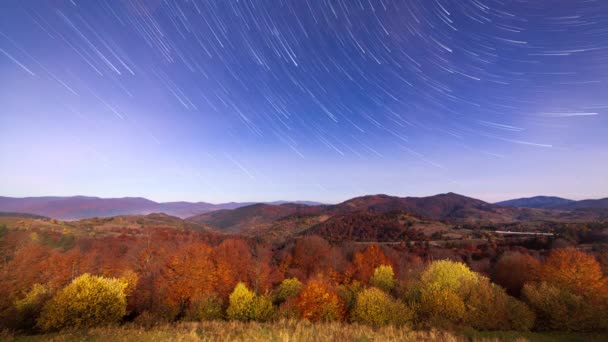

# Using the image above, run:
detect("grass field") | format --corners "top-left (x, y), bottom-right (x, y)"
top-left (4, 321), bottom-right (608, 342)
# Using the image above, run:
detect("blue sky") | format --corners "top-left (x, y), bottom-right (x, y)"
top-left (1, 0), bottom-right (607, 203)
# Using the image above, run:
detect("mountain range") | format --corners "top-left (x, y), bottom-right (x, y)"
top-left (0, 196), bottom-right (322, 220)
top-left (495, 196), bottom-right (608, 210)
top-left (1, 193), bottom-right (607, 224)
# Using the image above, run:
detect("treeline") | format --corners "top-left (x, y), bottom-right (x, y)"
top-left (0, 225), bottom-right (607, 333)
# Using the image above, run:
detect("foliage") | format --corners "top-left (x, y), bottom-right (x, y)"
top-left (226, 282), bottom-right (256, 321)
top-left (337, 280), bottom-right (364, 312)
top-left (370, 265), bottom-right (396, 293)
top-left (296, 279), bottom-right (344, 322)
top-left (420, 260), bottom-right (479, 292)
top-left (460, 277), bottom-right (535, 331)
top-left (507, 296), bottom-right (536, 332)
top-left (540, 248), bottom-right (607, 296)
top-left (185, 294), bottom-right (224, 321)
top-left (226, 283), bottom-right (274, 322)
top-left (523, 282), bottom-right (607, 332)
top-left (11, 284), bottom-right (51, 332)
top-left (251, 295), bottom-right (275, 322)
top-left (417, 287), bottom-right (465, 327)
top-left (350, 287), bottom-right (412, 327)
top-left (37, 274), bottom-right (127, 331)
top-left (273, 277), bottom-right (302, 304)
top-left (352, 245), bottom-right (391, 282)
top-left (492, 252), bottom-right (540, 296)
top-left (158, 242), bottom-right (216, 318)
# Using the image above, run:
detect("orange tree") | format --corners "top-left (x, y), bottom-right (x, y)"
top-left (296, 279), bottom-right (344, 322)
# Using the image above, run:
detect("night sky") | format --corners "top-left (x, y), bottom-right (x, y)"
top-left (1, 0), bottom-right (607, 203)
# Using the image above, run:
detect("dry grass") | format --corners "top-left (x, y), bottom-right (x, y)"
top-left (5, 320), bottom-right (505, 342)
top-left (8, 320), bottom-right (607, 342)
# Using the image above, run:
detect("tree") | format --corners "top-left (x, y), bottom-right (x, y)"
top-left (523, 282), bottom-right (606, 331)
top-left (460, 277), bottom-right (535, 331)
top-left (540, 248), bottom-right (606, 296)
top-left (226, 282), bottom-right (255, 321)
top-left (291, 236), bottom-right (332, 279)
top-left (420, 260), bottom-right (479, 292)
top-left (11, 284), bottom-right (51, 332)
top-left (273, 277), bottom-right (302, 304)
top-left (214, 239), bottom-right (253, 299)
top-left (417, 287), bottom-right (465, 327)
top-left (352, 245), bottom-right (391, 282)
top-left (370, 265), bottom-right (396, 293)
top-left (37, 274), bottom-right (127, 331)
top-left (296, 279), bottom-right (344, 322)
top-left (351, 287), bottom-right (412, 327)
top-left (226, 282), bottom-right (274, 322)
top-left (492, 252), bottom-right (540, 296)
top-left (158, 242), bottom-right (216, 317)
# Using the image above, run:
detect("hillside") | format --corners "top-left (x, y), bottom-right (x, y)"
top-left (0, 196), bottom-right (320, 220)
top-left (187, 193), bottom-right (605, 238)
top-left (301, 211), bottom-right (436, 242)
top-left (187, 203), bottom-right (325, 233)
top-left (496, 196), bottom-right (575, 209)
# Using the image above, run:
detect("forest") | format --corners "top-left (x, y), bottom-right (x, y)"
top-left (0, 209), bottom-right (607, 340)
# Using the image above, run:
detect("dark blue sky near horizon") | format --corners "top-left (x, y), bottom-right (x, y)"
top-left (0, 0), bottom-right (607, 203)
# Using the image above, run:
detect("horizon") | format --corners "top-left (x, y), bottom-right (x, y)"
top-left (1, 191), bottom-right (606, 206)
top-left (1, 1), bottom-right (607, 203)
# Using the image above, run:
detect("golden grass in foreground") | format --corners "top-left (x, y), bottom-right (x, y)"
top-left (5, 320), bottom-right (474, 342)
top-left (7, 320), bottom-right (608, 342)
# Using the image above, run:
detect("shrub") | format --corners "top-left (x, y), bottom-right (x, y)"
top-left (337, 280), bottom-right (364, 312)
top-left (11, 284), bottom-right (51, 332)
top-left (420, 260), bottom-right (479, 292)
top-left (460, 276), bottom-right (534, 331)
top-left (507, 296), bottom-right (536, 331)
top-left (417, 287), bottom-right (465, 328)
top-left (369, 265), bottom-right (396, 293)
top-left (226, 282), bottom-right (274, 322)
top-left (273, 277), bottom-right (302, 304)
top-left (37, 274), bottom-right (127, 331)
top-left (185, 294), bottom-right (224, 321)
top-left (252, 295), bottom-right (275, 322)
top-left (523, 282), bottom-right (606, 332)
top-left (296, 279), bottom-right (344, 322)
top-left (351, 287), bottom-right (412, 327)
top-left (226, 283), bottom-right (255, 321)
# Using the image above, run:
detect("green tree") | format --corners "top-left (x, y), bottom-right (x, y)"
top-left (37, 274), bottom-right (127, 331)
top-left (369, 265), bottom-right (396, 293)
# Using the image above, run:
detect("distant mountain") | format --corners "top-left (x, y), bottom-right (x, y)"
top-left (0, 212), bottom-right (50, 220)
top-left (496, 196), bottom-right (608, 210)
top-left (496, 196), bottom-right (575, 209)
top-left (188, 192), bottom-right (574, 233)
top-left (187, 203), bottom-right (325, 233)
top-left (0, 196), bottom-right (321, 220)
top-left (555, 198), bottom-right (608, 210)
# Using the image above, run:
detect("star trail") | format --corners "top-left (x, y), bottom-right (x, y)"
top-left (0, 0), bottom-right (607, 203)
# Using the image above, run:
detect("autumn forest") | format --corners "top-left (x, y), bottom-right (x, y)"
top-left (1, 193), bottom-right (608, 340)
